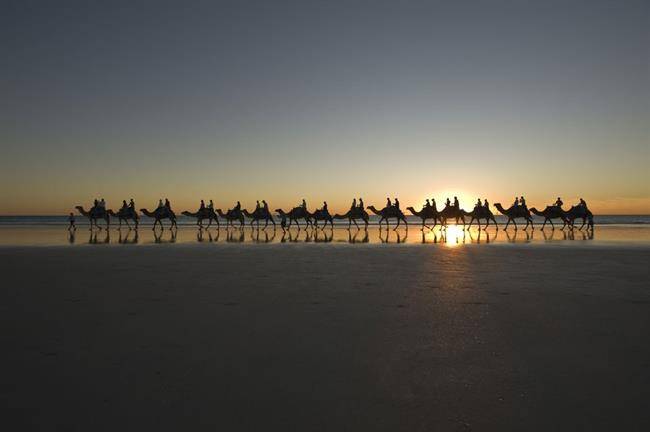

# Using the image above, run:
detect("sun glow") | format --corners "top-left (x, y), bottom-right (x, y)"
top-left (442, 225), bottom-right (466, 247)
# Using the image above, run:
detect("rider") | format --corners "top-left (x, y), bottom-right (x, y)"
top-left (234, 201), bottom-right (241, 211)
top-left (322, 201), bottom-right (328, 212)
top-left (262, 200), bottom-right (269, 211)
top-left (554, 197), bottom-right (563, 208)
top-left (129, 198), bottom-right (135, 209)
top-left (394, 198), bottom-right (400, 210)
top-left (453, 196), bottom-right (459, 208)
top-left (483, 199), bottom-right (490, 209)
top-left (122, 200), bottom-right (128, 210)
top-left (386, 197), bottom-right (392, 208)
top-left (513, 197), bottom-right (519, 208)
top-left (425, 199), bottom-right (431, 209)
top-left (358, 197), bottom-right (364, 209)
top-left (255, 200), bottom-right (261, 211)
top-left (157, 199), bottom-right (164, 209)
top-left (520, 196), bottom-right (527, 210)
top-left (445, 198), bottom-right (451, 207)
top-left (301, 199), bottom-right (307, 209)
top-left (200, 200), bottom-right (205, 210)
top-left (351, 198), bottom-right (356, 209)
top-left (99, 198), bottom-right (106, 209)
top-left (475, 198), bottom-right (482, 210)
top-left (431, 198), bottom-right (436, 209)
top-left (579, 198), bottom-right (587, 208)
top-left (208, 199), bottom-right (214, 209)
top-left (165, 198), bottom-right (171, 211)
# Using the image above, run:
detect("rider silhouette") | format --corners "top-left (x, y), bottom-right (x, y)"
top-left (351, 198), bottom-right (356, 209)
top-left (453, 196), bottom-right (459, 208)
top-left (358, 198), bottom-right (364, 209)
top-left (394, 198), bottom-right (400, 210)
top-left (200, 200), bottom-right (205, 210)
top-left (386, 197), bottom-right (392, 208)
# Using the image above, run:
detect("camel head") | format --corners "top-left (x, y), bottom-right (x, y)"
top-left (366, 205), bottom-right (381, 215)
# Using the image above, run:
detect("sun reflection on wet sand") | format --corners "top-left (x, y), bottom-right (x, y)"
top-left (0, 225), bottom-right (648, 247)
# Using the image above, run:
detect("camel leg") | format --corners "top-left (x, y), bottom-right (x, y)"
top-left (263, 219), bottom-right (268, 229)
top-left (579, 218), bottom-right (586, 230)
top-left (504, 218), bottom-right (510, 230)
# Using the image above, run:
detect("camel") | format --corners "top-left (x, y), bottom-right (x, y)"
top-left (75, 205), bottom-right (110, 230)
top-left (182, 207), bottom-right (219, 228)
top-left (242, 208), bottom-right (276, 228)
top-left (276, 207), bottom-right (312, 228)
top-left (107, 207), bottom-right (139, 229)
top-left (406, 205), bottom-right (441, 229)
top-left (529, 206), bottom-right (569, 230)
top-left (140, 207), bottom-right (177, 230)
top-left (464, 206), bottom-right (498, 229)
top-left (564, 205), bottom-right (594, 230)
top-left (309, 208), bottom-right (334, 228)
top-left (494, 203), bottom-right (533, 230)
top-left (438, 205), bottom-right (466, 228)
top-left (333, 207), bottom-right (369, 229)
top-left (216, 208), bottom-right (244, 227)
top-left (367, 205), bottom-right (408, 229)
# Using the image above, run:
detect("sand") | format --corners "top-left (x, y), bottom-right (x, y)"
top-left (1, 243), bottom-right (649, 431)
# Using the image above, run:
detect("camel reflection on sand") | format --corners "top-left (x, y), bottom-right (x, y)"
top-left (118, 229), bottom-right (139, 244)
top-left (153, 228), bottom-right (177, 244)
top-left (88, 230), bottom-right (110, 244)
top-left (379, 227), bottom-right (407, 244)
top-left (250, 227), bottom-right (276, 243)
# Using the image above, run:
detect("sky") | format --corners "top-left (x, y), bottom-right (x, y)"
top-left (1, 0), bottom-right (648, 215)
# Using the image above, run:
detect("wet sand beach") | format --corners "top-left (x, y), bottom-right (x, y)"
top-left (1, 239), bottom-right (649, 430)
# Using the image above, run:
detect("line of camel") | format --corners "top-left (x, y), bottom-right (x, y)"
top-left (75, 198), bottom-right (594, 232)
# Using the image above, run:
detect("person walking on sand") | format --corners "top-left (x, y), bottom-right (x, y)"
top-left (68, 212), bottom-right (76, 230)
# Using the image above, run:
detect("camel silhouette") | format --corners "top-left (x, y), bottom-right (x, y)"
top-left (564, 205), bottom-right (594, 230)
top-left (309, 208), bottom-right (334, 228)
top-left (529, 206), bottom-right (569, 230)
top-left (141, 207), bottom-right (177, 230)
top-left (406, 205), bottom-right (442, 229)
top-left (333, 207), bottom-right (369, 229)
top-left (464, 206), bottom-right (498, 230)
top-left (438, 205), bottom-right (466, 228)
top-left (108, 207), bottom-right (139, 229)
top-left (216, 208), bottom-right (245, 227)
top-left (76, 205), bottom-right (110, 230)
top-left (367, 205), bottom-right (408, 229)
top-left (242, 208), bottom-right (276, 228)
top-left (182, 207), bottom-right (219, 229)
top-left (275, 207), bottom-right (312, 228)
top-left (494, 203), bottom-right (533, 230)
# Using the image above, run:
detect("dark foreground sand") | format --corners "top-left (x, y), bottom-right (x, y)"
top-left (1, 244), bottom-right (649, 431)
